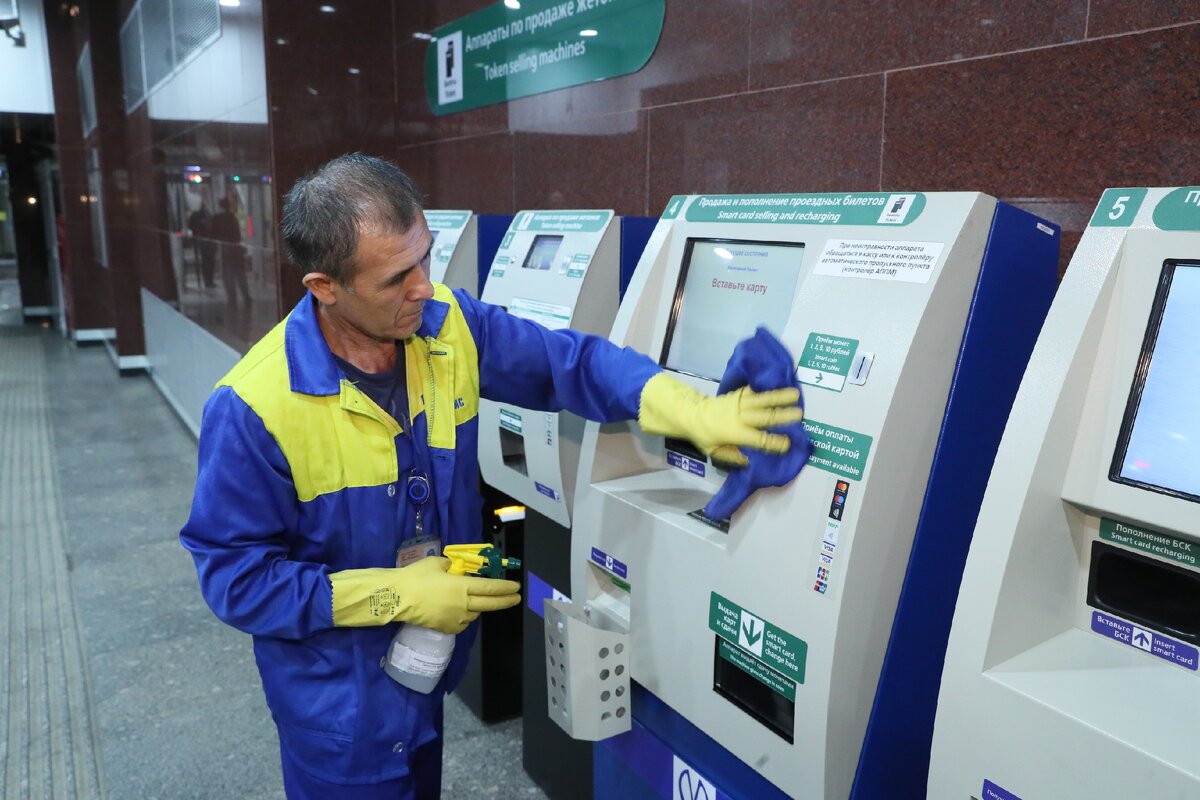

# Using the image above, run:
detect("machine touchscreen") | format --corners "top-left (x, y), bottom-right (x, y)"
top-left (522, 235), bottom-right (563, 271)
top-left (661, 239), bottom-right (804, 382)
top-left (1112, 261), bottom-right (1200, 502)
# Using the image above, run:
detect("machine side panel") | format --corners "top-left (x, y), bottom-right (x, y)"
top-left (475, 214), bottom-right (512, 297)
top-left (851, 203), bottom-right (1059, 798)
top-left (620, 216), bottom-right (658, 301)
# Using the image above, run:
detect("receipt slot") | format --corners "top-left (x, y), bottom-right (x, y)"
top-left (559, 192), bottom-right (1059, 800)
top-left (929, 188), bottom-right (1200, 800)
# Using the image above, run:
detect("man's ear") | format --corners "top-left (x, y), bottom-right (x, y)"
top-left (302, 272), bottom-right (338, 306)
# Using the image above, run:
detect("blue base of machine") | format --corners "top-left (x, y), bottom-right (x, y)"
top-left (595, 202), bottom-right (1060, 799)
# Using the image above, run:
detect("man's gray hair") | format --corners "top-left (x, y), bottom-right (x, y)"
top-left (282, 153), bottom-right (425, 285)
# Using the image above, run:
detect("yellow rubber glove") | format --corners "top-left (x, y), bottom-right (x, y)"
top-left (637, 372), bottom-right (804, 467)
top-left (329, 556), bottom-right (521, 634)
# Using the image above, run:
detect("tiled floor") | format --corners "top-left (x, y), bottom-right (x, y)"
top-left (0, 302), bottom-right (551, 799)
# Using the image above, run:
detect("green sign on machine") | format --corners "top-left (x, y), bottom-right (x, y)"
top-left (514, 210), bottom-right (612, 233)
top-left (803, 419), bottom-right (873, 481)
top-left (499, 408), bottom-right (522, 434)
top-left (424, 211), bottom-right (471, 230)
top-left (1100, 516), bottom-right (1199, 568)
top-left (796, 332), bottom-right (859, 392)
top-left (683, 193), bottom-right (927, 226)
top-left (1090, 188), bottom-right (1148, 228)
top-left (1152, 187), bottom-right (1200, 231)
top-left (709, 592), bottom-right (807, 686)
top-left (425, 0), bottom-right (665, 116)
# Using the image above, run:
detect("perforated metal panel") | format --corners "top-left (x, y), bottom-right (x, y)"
top-left (120, 8), bottom-right (146, 112)
top-left (171, 0), bottom-right (220, 67)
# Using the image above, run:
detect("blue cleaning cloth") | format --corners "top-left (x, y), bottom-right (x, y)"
top-left (704, 327), bottom-right (813, 521)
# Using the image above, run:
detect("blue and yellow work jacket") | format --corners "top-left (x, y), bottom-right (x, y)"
top-left (181, 285), bottom-right (659, 784)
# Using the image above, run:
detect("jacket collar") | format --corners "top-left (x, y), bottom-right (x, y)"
top-left (284, 291), bottom-right (451, 396)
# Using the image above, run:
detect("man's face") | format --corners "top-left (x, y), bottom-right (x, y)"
top-left (330, 216), bottom-right (435, 342)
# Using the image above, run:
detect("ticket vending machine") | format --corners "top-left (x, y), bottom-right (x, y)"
top-left (479, 209), bottom-right (623, 528)
top-left (424, 210), bottom-right (479, 295)
top-left (550, 192), bottom-right (1059, 800)
top-left (928, 188), bottom-right (1200, 800)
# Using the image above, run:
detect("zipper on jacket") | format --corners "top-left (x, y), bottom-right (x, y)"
top-left (424, 336), bottom-right (437, 447)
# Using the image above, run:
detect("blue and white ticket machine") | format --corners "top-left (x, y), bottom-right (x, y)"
top-left (424, 209), bottom-right (479, 296)
top-left (551, 192), bottom-right (1059, 800)
top-left (929, 188), bottom-right (1200, 800)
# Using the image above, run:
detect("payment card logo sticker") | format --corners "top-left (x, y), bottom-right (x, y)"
top-left (1091, 611), bottom-right (1198, 670)
top-left (982, 779), bottom-right (1023, 800)
top-left (436, 31), bottom-right (463, 105)
top-left (673, 755), bottom-right (717, 800)
top-left (737, 610), bottom-right (765, 657)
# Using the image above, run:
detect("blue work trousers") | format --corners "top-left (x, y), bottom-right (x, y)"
top-left (280, 719), bottom-right (443, 799)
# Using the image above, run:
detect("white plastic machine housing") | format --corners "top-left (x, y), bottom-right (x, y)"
top-left (569, 192), bottom-right (1022, 799)
top-left (424, 210), bottom-right (478, 295)
top-left (929, 190), bottom-right (1200, 799)
top-left (479, 210), bottom-right (619, 528)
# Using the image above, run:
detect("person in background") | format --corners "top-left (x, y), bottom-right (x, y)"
top-left (211, 197), bottom-right (250, 311)
top-left (187, 203), bottom-right (216, 288)
top-left (180, 153), bottom-right (803, 799)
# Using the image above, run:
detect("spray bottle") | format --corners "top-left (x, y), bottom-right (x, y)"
top-left (382, 543), bottom-right (521, 693)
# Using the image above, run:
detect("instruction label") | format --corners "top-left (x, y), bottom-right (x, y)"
top-left (814, 239), bottom-right (944, 284)
top-left (1099, 516), bottom-right (1198, 568)
top-left (802, 419), bottom-right (873, 481)
top-left (590, 546), bottom-right (627, 579)
top-left (509, 297), bottom-right (573, 330)
top-left (1090, 611), bottom-right (1198, 670)
top-left (982, 779), bottom-right (1023, 800)
top-left (718, 640), bottom-right (796, 702)
top-left (709, 592), bottom-right (806, 683)
top-left (499, 408), bottom-right (522, 434)
top-left (796, 332), bottom-right (859, 391)
top-left (667, 450), bottom-right (706, 477)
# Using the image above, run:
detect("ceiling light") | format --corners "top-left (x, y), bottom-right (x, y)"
top-left (504, 0), bottom-right (521, 8)
top-left (348, 67), bottom-right (360, 74)
top-left (580, 28), bottom-right (598, 36)
top-left (218, 0), bottom-right (240, 7)
top-left (319, 4), bottom-right (335, 12)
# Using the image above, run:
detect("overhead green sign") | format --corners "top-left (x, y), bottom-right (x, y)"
top-left (683, 193), bottom-right (927, 226)
top-left (425, 0), bottom-right (665, 116)
top-left (1152, 187), bottom-right (1200, 231)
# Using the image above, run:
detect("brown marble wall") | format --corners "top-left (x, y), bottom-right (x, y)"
top-left (48, 2), bottom-right (1200, 355)
top-left (260, 2), bottom-right (1200, 289)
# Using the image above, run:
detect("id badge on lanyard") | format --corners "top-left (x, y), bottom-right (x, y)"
top-left (396, 471), bottom-right (440, 567)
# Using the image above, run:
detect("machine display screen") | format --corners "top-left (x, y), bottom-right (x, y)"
top-left (1111, 261), bottom-right (1200, 502)
top-left (522, 235), bottom-right (564, 271)
top-left (661, 239), bottom-right (804, 381)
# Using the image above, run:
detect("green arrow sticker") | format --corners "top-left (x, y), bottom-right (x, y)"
top-left (709, 592), bottom-right (806, 684)
top-left (796, 332), bottom-right (859, 391)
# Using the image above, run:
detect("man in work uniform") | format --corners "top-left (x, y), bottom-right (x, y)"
top-left (180, 154), bottom-right (803, 799)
